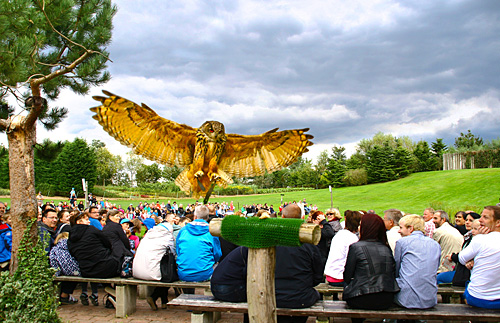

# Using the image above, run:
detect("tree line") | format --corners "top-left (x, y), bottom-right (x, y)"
top-left (0, 130), bottom-right (496, 197)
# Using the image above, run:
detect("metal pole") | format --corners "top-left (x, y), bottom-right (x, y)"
top-left (83, 178), bottom-right (88, 210)
top-left (329, 185), bottom-right (333, 209)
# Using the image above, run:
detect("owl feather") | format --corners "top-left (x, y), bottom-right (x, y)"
top-left (91, 91), bottom-right (314, 201)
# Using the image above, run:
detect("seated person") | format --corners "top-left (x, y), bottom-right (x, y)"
top-left (68, 212), bottom-right (121, 278)
top-left (0, 213), bottom-right (12, 272)
top-left (459, 206), bottom-right (500, 309)
top-left (343, 213), bottom-right (400, 322)
top-left (211, 246), bottom-right (248, 303)
top-left (49, 232), bottom-right (81, 305)
top-left (211, 204), bottom-right (324, 323)
top-left (324, 210), bottom-right (362, 288)
top-left (102, 210), bottom-right (134, 276)
top-left (394, 214), bottom-right (440, 309)
top-left (437, 212), bottom-right (481, 285)
top-left (133, 221), bottom-right (176, 310)
top-left (176, 205), bottom-right (221, 282)
top-left (38, 208), bottom-right (58, 254)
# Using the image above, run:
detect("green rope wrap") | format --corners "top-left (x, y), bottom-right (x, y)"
top-left (220, 215), bottom-right (304, 248)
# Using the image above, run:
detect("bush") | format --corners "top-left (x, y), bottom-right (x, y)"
top-left (343, 169), bottom-right (368, 186)
top-left (216, 184), bottom-right (257, 195)
top-left (0, 220), bottom-right (60, 322)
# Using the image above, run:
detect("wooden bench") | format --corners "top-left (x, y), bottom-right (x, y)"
top-left (168, 294), bottom-right (500, 323)
top-left (314, 283), bottom-right (466, 304)
top-left (53, 275), bottom-right (467, 318)
top-left (53, 276), bottom-right (211, 318)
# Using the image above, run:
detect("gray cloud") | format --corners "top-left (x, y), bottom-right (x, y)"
top-left (13, 0), bottom-right (498, 161)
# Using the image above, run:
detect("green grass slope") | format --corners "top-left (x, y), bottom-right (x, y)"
top-left (206, 168), bottom-right (500, 215)
top-left (3, 168), bottom-right (498, 216)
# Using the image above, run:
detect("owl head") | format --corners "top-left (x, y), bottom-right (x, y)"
top-left (199, 121), bottom-right (225, 140)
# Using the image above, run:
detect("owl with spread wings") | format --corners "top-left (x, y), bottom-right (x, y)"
top-left (91, 91), bottom-right (314, 203)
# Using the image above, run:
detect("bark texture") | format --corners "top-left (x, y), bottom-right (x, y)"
top-left (7, 113), bottom-right (39, 273)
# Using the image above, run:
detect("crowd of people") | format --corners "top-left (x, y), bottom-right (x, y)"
top-left (1, 196), bottom-right (500, 322)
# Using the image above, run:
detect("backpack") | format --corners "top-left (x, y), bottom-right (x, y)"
top-left (160, 247), bottom-right (178, 283)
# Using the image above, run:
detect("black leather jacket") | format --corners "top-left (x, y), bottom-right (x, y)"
top-left (343, 240), bottom-right (400, 300)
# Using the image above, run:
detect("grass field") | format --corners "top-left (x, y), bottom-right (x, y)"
top-left (2, 168), bottom-right (499, 215)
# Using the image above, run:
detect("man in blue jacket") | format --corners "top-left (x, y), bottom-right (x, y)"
top-left (176, 205), bottom-right (221, 284)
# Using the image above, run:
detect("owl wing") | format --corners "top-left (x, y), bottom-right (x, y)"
top-left (90, 91), bottom-right (197, 167)
top-left (219, 128), bottom-right (313, 177)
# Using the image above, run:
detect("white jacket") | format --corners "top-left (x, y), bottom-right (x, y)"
top-left (132, 223), bottom-right (176, 281)
top-left (324, 229), bottom-right (359, 280)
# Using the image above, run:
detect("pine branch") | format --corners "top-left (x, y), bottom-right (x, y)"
top-left (31, 50), bottom-right (91, 87)
top-left (29, 0), bottom-right (112, 87)
top-left (37, 0), bottom-right (111, 63)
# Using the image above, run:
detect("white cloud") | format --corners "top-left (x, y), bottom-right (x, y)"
top-left (2, 0), bottom-right (499, 170)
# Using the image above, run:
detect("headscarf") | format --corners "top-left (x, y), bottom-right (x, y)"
top-left (359, 213), bottom-right (388, 246)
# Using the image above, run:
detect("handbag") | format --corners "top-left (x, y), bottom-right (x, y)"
top-left (160, 247), bottom-right (179, 282)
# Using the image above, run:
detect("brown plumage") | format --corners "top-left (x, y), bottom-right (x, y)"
top-left (91, 90), bottom-right (314, 201)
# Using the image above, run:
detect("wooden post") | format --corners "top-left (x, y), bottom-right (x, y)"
top-left (209, 218), bottom-right (320, 322)
top-left (247, 247), bottom-right (277, 323)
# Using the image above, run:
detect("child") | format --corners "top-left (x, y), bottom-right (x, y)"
top-left (0, 213), bottom-right (12, 272)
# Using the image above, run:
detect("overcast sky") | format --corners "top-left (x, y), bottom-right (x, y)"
top-left (15, 0), bottom-right (500, 161)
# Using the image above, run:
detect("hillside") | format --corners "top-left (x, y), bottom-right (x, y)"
top-left (206, 168), bottom-right (500, 214)
top-left (2, 168), bottom-right (499, 215)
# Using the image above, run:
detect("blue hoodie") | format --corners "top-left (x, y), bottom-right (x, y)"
top-left (0, 224), bottom-right (12, 263)
top-left (176, 219), bottom-right (222, 282)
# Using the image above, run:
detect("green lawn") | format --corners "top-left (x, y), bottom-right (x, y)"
top-left (2, 168), bottom-right (499, 215)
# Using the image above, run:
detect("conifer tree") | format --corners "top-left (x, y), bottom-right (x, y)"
top-left (366, 144), bottom-right (396, 183)
top-left (321, 146), bottom-right (347, 187)
top-left (0, 0), bottom-right (116, 272)
top-left (54, 138), bottom-right (97, 195)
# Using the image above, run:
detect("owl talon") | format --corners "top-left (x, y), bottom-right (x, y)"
top-left (194, 171), bottom-right (204, 178)
top-left (259, 212), bottom-right (270, 219)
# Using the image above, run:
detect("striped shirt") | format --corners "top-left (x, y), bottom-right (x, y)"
top-left (424, 219), bottom-right (435, 238)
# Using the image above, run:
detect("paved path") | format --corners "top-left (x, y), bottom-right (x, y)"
top-left (57, 295), bottom-right (245, 323)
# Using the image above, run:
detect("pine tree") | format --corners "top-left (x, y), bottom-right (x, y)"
top-left (0, 0), bottom-right (116, 272)
top-left (366, 144), bottom-right (396, 183)
top-left (0, 145), bottom-right (9, 189)
top-left (454, 130), bottom-right (484, 150)
top-left (54, 138), bottom-right (97, 195)
top-left (393, 146), bottom-right (414, 178)
top-left (413, 140), bottom-right (435, 172)
top-left (321, 146), bottom-right (347, 187)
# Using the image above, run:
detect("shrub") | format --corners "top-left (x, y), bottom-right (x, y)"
top-left (343, 169), bottom-right (368, 187)
top-left (0, 219), bottom-right (60, 322)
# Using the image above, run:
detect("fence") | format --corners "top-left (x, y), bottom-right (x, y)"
top-left (443, 150), bottom-right (499, 170)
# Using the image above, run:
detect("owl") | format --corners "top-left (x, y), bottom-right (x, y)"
top-left (91, 91), bottom-right (314, 202)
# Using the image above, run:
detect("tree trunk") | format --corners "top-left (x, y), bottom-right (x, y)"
top-left (8, 115), bottom-right (38, 273)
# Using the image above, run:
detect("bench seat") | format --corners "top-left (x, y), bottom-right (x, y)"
top-left (52, 276), bottom-right (469, 319)
top-left (168, 294), bottom-right (500, 322)
top-left (53, 276), bottom-right (210, 317)
top-left (314, 282), bottom-right (465, 303)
